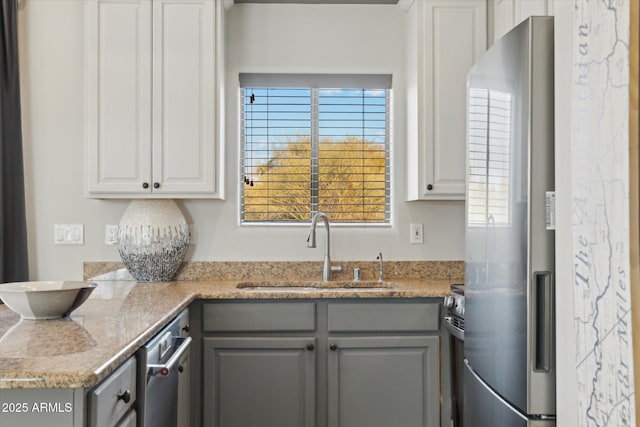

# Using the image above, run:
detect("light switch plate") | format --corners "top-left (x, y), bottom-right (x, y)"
top-left (54, 224), bottom-right (84, 245)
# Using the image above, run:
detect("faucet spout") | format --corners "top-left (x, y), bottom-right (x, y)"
top-left (307, 212), bottom-right (332, 281)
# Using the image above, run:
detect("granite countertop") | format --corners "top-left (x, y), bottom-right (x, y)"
top-left (0, 276), bottom-right (453, 390)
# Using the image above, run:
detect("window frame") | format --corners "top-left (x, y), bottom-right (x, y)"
top-left (238, 74), bottom-right (392, 226)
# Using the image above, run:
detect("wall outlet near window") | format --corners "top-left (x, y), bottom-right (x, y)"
top-left (410, 223), bottom-right (424, 244)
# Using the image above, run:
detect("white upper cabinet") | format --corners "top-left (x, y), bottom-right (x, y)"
top-left (490, 0), bottom-right (549, 45)
top-left (405, 0), bottom-right (487, 200)
top-left (85, 0), bottom-right (224, 198)
top-left (86, 0), bottom-right (152, 196)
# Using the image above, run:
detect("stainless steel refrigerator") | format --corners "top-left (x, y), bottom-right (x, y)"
top-left (463, 17), bottom-right (556, 427)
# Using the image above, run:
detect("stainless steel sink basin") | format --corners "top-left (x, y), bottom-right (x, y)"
top-left (236, 280), bottom-right (397, 291)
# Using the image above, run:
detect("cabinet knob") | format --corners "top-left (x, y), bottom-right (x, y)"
top-left (117, 390), bottom-right (131, 404)
top-left (153, 182), bottom-right (160, 189)
top-left (329, 344), bottom-right (338, 351)
top-left (306, 343), bottom-right (315, 351)
top-left (182, 324), bottom-right (190, 334)
top-left (427, 184), bottom-right (433, 191)
top-left (142, 182), bottom-right (149, 189)
top-left (178, 365), bottom-right (184, 373)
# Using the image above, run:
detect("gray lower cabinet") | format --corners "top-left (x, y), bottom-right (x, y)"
top-left (327, 336), bottom-right (439, 427)
top-left (177, 347), bottom-right (191, 427)
top-left (198, 299), bottom-right (441, 427)
top-left (115, 410), bottom-right (136, 427)
top-left (87, 356), bottom-right (136, 427)
top-left (203, 336), bottom-right (316, 427)
top-left (0, 356), bottom-right (136, 427)
top-left (0, 388), bottom-right (83, 427)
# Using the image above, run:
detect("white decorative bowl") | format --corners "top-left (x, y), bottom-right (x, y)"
top-left (0, 281), bottom-right (97, 320)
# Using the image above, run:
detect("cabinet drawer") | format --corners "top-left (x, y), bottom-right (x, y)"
top-left (328, 302), bottom-right (439, 332)
top-left (115, 410), bottom-right (136, 427)
top-left (203, 302), bottom-right (316, 332)
top-left (88, 357), bottom-right (136, 427)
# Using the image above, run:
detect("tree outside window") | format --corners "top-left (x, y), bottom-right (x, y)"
top-left (241, 85), bottom-right (390, 224)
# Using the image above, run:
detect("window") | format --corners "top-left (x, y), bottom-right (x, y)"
top-left (240, 74), bottom-right (391, 224)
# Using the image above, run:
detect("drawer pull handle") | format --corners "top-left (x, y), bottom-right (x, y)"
top-left (117, 390), bottom-right (131, 404)
top-left (330, 344), bottom-right (338, 351)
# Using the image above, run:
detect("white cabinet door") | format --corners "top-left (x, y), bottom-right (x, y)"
top-left (86, 0), bottom-right (152, 195)
top-left (152, 0), bottom-right (217, 195)
top-left (406, 0), bottom-right (486, 200)
top-left (86, 0), bottom-right (223, 198)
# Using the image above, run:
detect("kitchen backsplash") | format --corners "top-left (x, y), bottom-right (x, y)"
top-left (84, 260), bottom-right (464, 282)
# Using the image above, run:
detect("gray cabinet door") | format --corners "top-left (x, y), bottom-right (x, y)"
top-left (203, 337), bottom-right (316, 427)
top-left (327, 336), bottom-right (439, 427)
top-left (177, 347), bottom-right (190, 427)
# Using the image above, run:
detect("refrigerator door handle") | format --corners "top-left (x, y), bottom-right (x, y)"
top-left (533, 271), bottom-right (554, 372)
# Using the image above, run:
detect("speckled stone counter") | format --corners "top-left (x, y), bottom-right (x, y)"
top-left (84, 260), bottom-right (465, 282)
top-left (0, 281), bottom-right (192, 389)
top-left (0, 274), bottom-right (456, 389)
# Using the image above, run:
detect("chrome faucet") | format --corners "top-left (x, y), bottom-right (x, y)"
top-left (307, 212), bottom-right (332, 281)
top-left (376, 252), bottom-right (384, 283)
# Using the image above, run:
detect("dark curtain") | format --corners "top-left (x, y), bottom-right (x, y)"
top-left (0, 0), bottom-right (28, 283)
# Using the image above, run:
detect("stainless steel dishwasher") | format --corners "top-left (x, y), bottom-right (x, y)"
top-left (137, 309), bottom-right (191, 427)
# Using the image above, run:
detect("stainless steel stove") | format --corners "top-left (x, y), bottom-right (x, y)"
top-left (444, 284), bottom-right (465, 339)
top-left (443, 284), bottom-right (465, 427)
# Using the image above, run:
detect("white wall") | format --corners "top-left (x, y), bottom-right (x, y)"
top-left (19, 1), bottom-right (465, 280)
top-left (18, 1), bottom-right (132, 281)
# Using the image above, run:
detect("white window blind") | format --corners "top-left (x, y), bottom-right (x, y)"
top-left (240, 74), bottom-right (391, 224)
top-left (467, 88), bottom-right (511, 226)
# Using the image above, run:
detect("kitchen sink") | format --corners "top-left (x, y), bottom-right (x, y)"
top-left (236, 280), bottom-right (397, 292)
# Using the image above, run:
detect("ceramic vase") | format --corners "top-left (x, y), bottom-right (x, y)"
top-left (117, 200), bottom-right (190, 282)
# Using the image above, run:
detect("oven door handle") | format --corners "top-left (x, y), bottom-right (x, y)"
top-left (147, 336), bottom-right (192, 377)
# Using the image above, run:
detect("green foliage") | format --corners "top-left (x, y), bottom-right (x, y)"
top-left (244, 136), bottom-right (387, 222)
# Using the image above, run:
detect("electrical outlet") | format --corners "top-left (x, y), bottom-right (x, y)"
top-left (105, 225), bottom-right (119, 245)
top-left (410, 223), bottom-right (424, 244)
